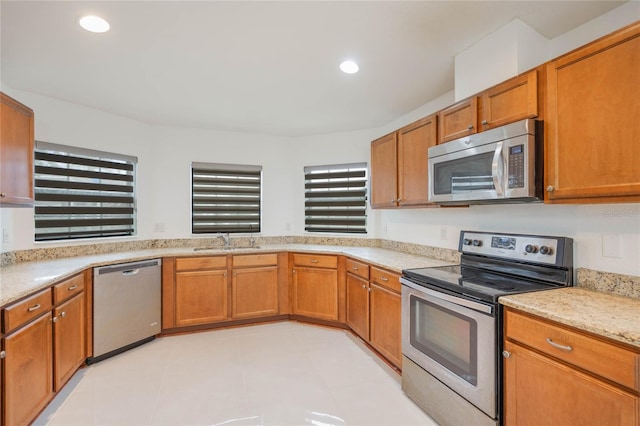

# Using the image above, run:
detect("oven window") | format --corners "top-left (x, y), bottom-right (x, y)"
top-left (409, 295), bottom-right (478, 385)
top-left (433, 151), bottom-right (495, 195)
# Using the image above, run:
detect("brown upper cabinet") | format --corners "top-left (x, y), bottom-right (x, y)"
top-left (370, 114), bottom-right (438, 209)
top-left (0, 92), bottom-right (34, 207)
top-left (480, 69), bottom-right (539, 131)
top-left (437, 97), bottom-right (478, 143)
top-left (544, 22), bottom-right (640, 204)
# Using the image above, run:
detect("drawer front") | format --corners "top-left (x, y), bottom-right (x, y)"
top-left (53, 273), bottom-right (85, 304)
top-left (505, 310), bottom-right (640, 392)
top-left (346, 258), bottom-right (369, 280)
top-left (293, 253), bottom-right (338, 269)
top-left (233, 253), bottom-right (278, 268)
top-left (370, 267), bottom-right (401, 293)
top-left (176, 256), bottom-right (227, 271)
top-left (3, 289), bottom-right (53, 333)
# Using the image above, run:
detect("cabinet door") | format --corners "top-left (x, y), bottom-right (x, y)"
top-left (54, 293), bottom-right (85, 391)
top-left (480, 70), bottom-right (538, 130)
top-left (370, 132), bottom-right (398, 208)
top-left (292, 267), bottom-right (339, 321)
top-left (503, 341), bottom-right (639, 426)
top-left (545, 23), bottom-right (640, 203)
top-left (231, 266), bottom-right (278, 319)
top-left (369, 283), bottom-right (401, 368)
top-left (397, 115), bottom-right (437, 206)
top-left (4, 313), bottom-right (53, 426)
top-left (437, 97), bottom-right (478, 143)
top-left (0, 93), bottom-right (34, 206)
top-left (346, 273), bottom-right (369, 340)
top-left (175, 270), bottom-right (228, 326)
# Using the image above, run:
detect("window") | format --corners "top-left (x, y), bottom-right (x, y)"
top-left (34, 141), bottom-right (137, 241)
top-left (191, 162), bottom-right (262, 234)
top-left (304, 162), bottom-right (367, 234)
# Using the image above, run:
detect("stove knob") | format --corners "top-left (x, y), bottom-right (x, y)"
top-left (463, 238), bottom-right (472, 246)
top-left (525, 244), bottom-right (538, 254)
top-left (472, 239), bottom-right (482, 247)
top-left (540, 246), bottom-right (553, 255)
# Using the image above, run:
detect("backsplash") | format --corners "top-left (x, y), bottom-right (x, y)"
top-left (2, 238), bottom-right (636, 299)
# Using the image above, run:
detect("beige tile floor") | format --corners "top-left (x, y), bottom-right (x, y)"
top-left (34, 321), bottom-right (438, 426)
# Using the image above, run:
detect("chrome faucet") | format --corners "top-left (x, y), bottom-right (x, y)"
top-left (218, 232), bottom-right (231, 247)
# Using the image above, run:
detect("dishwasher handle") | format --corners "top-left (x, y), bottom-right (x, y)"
top-left (95, 259), bottom-right (162, 276)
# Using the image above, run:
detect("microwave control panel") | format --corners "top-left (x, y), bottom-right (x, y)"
top-left (508, 144), bottom-right (525, 188)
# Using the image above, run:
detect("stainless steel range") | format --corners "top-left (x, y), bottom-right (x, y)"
top-left (400, 231), bottom-right (573, 426)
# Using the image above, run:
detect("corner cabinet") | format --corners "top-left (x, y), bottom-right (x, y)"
top-left (370, 114), bottom-right (438, 209)
top-left (0, 92), bottom-right (34, 207)
top-left (545, 22), bottom-right (640, 203)
top-left (503, 308), bottom-right (640, 426)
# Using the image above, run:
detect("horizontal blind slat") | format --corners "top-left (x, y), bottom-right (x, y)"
top-left (35, 151), bottom-right (134, 171)
top-left (35, 206), bottom-right (134, 215)
top-left (35, 179), bottom-right (134, 193)
top-left (35, 165), bottom-right (134, 182)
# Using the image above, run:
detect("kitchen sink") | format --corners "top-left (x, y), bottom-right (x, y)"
top-left (193, 246), bottom-right (261, 251)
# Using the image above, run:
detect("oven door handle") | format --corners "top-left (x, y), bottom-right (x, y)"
top-left (491, 141), bottom-right (504, 197)
top-left (400, 278), bottom-right (494, 315)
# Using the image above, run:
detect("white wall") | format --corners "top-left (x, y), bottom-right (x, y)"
top-left (2, 4), bottom-right (639, 277)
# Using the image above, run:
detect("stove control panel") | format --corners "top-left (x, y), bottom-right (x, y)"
top-left (459, 231), bottom-right (568, 266)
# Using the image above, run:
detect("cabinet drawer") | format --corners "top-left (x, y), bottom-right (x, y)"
top-left (53, 273), bottom-right (85, 304)
top-left (233, 253), bottom-right (278, 268)
top-left (176, 256), bottom-right (226, 271)
top-left (505, 310), bottom-right (640, 392)
top-left (346, 259), bottom-right (369, 280)
top-left (293, 253), bottom-right (338, 269)
top-left (370, 267), bottom-right (401, 293)
top-left (3, 289), bottom-right (53, 333)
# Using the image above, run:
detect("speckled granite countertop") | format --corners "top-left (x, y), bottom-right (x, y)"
top-left (0, 244), bottom-right (452, 307)
top-left (500, 288), bottom-right (640, 349)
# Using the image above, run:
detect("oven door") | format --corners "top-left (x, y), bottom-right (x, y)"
top-left (401, 278), bottom-right (497, 419)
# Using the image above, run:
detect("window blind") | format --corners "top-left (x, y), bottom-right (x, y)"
top-left (191, 162), bottom-right (262, 234)
top-left (304, 162), bottom-right (367, 234)
top-left (34, 141), bottom-right (137, 241)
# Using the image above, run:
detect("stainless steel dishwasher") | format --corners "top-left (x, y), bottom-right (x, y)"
top-left (89, 258), bottom-right (162, 363)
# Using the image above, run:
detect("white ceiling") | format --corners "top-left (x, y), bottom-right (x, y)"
top-left (0, 1), bottom-right (626, 136)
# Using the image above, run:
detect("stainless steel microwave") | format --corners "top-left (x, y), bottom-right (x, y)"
top-left (428, 119), bottom-right (543, 204)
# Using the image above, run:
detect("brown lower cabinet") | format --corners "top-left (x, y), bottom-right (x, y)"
top-left (346, 259), bottom-right (402, 368)
top-left (2, 273), bottom-right (87, 426)
top-left (175, 269), bottom-right (229, 326)
top-left (232, 254), bottom-right (279, 319)
top-left (503, 308), bottom-right (640, 425)
top-left (291, 253), bottom-right (341, 322)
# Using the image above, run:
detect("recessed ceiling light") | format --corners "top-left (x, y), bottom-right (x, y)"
top-left (340, 60), bottom-right (359, 74)
top-left (79, 15), bottom-right (110, 33)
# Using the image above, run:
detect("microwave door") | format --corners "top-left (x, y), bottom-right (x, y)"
top-left (429, 143), bottom-right (502, 203)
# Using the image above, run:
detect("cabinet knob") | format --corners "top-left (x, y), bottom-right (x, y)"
top-left (546, 185), bottom-right (555, 192)
top-left (60, 311), bottom-right (66, 318)
top-left (481, 120), bottom-right (488, 126)
top-left (52, 316), bottom-right (58, 323)
top-left (362, 284), bottom-right (366, 289)
top-left (0, 350), bottom-right (5, 359)
top-left (467, 125), bottom-right (473, 130)
top-left (502, 350), bottom-right (511, 358)
top-left (391, 199), bottom-right (395, 204)
top-left (233, 272), bottom-right (237, 276)
top-left (397, 198), bottom-right (401, 202)
top-left (0, 193), bottom-right (6, 198)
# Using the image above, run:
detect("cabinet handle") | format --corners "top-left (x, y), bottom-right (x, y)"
top-left (467, 125), bottom-right (473, 130)
top-left (397, 198), bottom-right (401, 202)
top-left (223, 272), bottom-right (227, 277)
top-left (362, 284), bottom-right (366, 289)
top-left (502, 350), bottom-right (511, 358)
top-left (0, 193), bottom-right (6, 198)
top-left (0, 350), bottom-right (5, 359)
top-left (353, 266), bottom-right (359, 271)
top-left (292, 270), bottom-right (296, 274)
top-left (52, 316), bottom-right (58, 323)
top-left (380, 276), bottom-right (389, 282)
top-left (60, 311), bottom-right (66, 318)
top-left (310, 259), bottom-right (319, 263)
top-left (391, 199), bottom-right (395, 204)
top-left (233, 272), bottom-right (237, 276)
top-left (546, 185), bottom-right (555, 192)
top-left (68, 285), bottom-right (78, 291)
top-left (27, 303), bottom-right (41, 312)
top-left (368, 287), bottom-right (372, 292)
top-left (546, 338), bottom-right (572, 352)
top-left (481, 119), bottom-right (488, 126)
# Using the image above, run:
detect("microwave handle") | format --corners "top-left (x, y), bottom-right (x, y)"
top-left (491, 141), bottom-right (504, 197)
